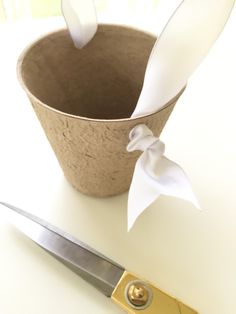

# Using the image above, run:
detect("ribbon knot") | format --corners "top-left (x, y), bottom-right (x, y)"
top-left (127, 124), bottom-right (165, 160)
top-left (127, 124), bottom-right (200, 231)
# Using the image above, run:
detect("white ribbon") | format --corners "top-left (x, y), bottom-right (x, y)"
top-left (132, 0), bottom-right (235, 117)
top-left (61, 0), bottom-right (97, 49)
top-left (127, 124), bottom-right (200, 231)
top-left (127, 1), bottom-right (235, 230)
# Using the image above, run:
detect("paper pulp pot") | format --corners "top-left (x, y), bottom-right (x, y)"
top-left (17, 24), bottom-right (184, 197)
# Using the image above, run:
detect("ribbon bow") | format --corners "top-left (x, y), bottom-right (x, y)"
top-left (127, 124), bottom-right (200, 230)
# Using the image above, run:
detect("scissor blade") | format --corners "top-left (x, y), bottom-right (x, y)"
top-left (0, 202), bottom-right (125, 297)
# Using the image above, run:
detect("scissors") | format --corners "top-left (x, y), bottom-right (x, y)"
top-left (0, 202), bottom-right (197, 314)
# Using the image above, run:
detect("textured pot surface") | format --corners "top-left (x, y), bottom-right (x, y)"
top-left (18, 25), bottom-right (182, 196)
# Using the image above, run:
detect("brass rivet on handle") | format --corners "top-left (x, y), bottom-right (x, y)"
top-left (126, 281), bottom-right (152, 309)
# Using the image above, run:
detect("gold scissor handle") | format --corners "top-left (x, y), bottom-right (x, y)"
top-left (111, 271), bottom-right (198, 314)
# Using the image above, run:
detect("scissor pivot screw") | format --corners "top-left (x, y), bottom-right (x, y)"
top-left (126, 281), bottom-right (151, 308)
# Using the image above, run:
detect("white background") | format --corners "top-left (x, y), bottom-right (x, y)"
top-left (0, 2), bottom-right (236, 314)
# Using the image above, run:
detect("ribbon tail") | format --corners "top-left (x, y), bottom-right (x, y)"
top-left (127, 152), bottom-right (161, 231)
top-left (127, 153), bottom-right (200, 231)
top-left (155, 156), bottom-right (201, 210)
top-left (127, 124), bottom-right (200, 231)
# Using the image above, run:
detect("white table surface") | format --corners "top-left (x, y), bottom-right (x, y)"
top-left (0, 7), bottom-right (236, 314)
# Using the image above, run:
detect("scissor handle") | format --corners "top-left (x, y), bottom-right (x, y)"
top-left (111, 271), bottom-right (197, 314)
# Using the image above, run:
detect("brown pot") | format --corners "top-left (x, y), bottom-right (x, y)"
top-left (17, 24), bottom-right (184, 197)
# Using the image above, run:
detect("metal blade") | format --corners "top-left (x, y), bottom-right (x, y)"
top-left (0, 202), bottom-right (125, 297)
